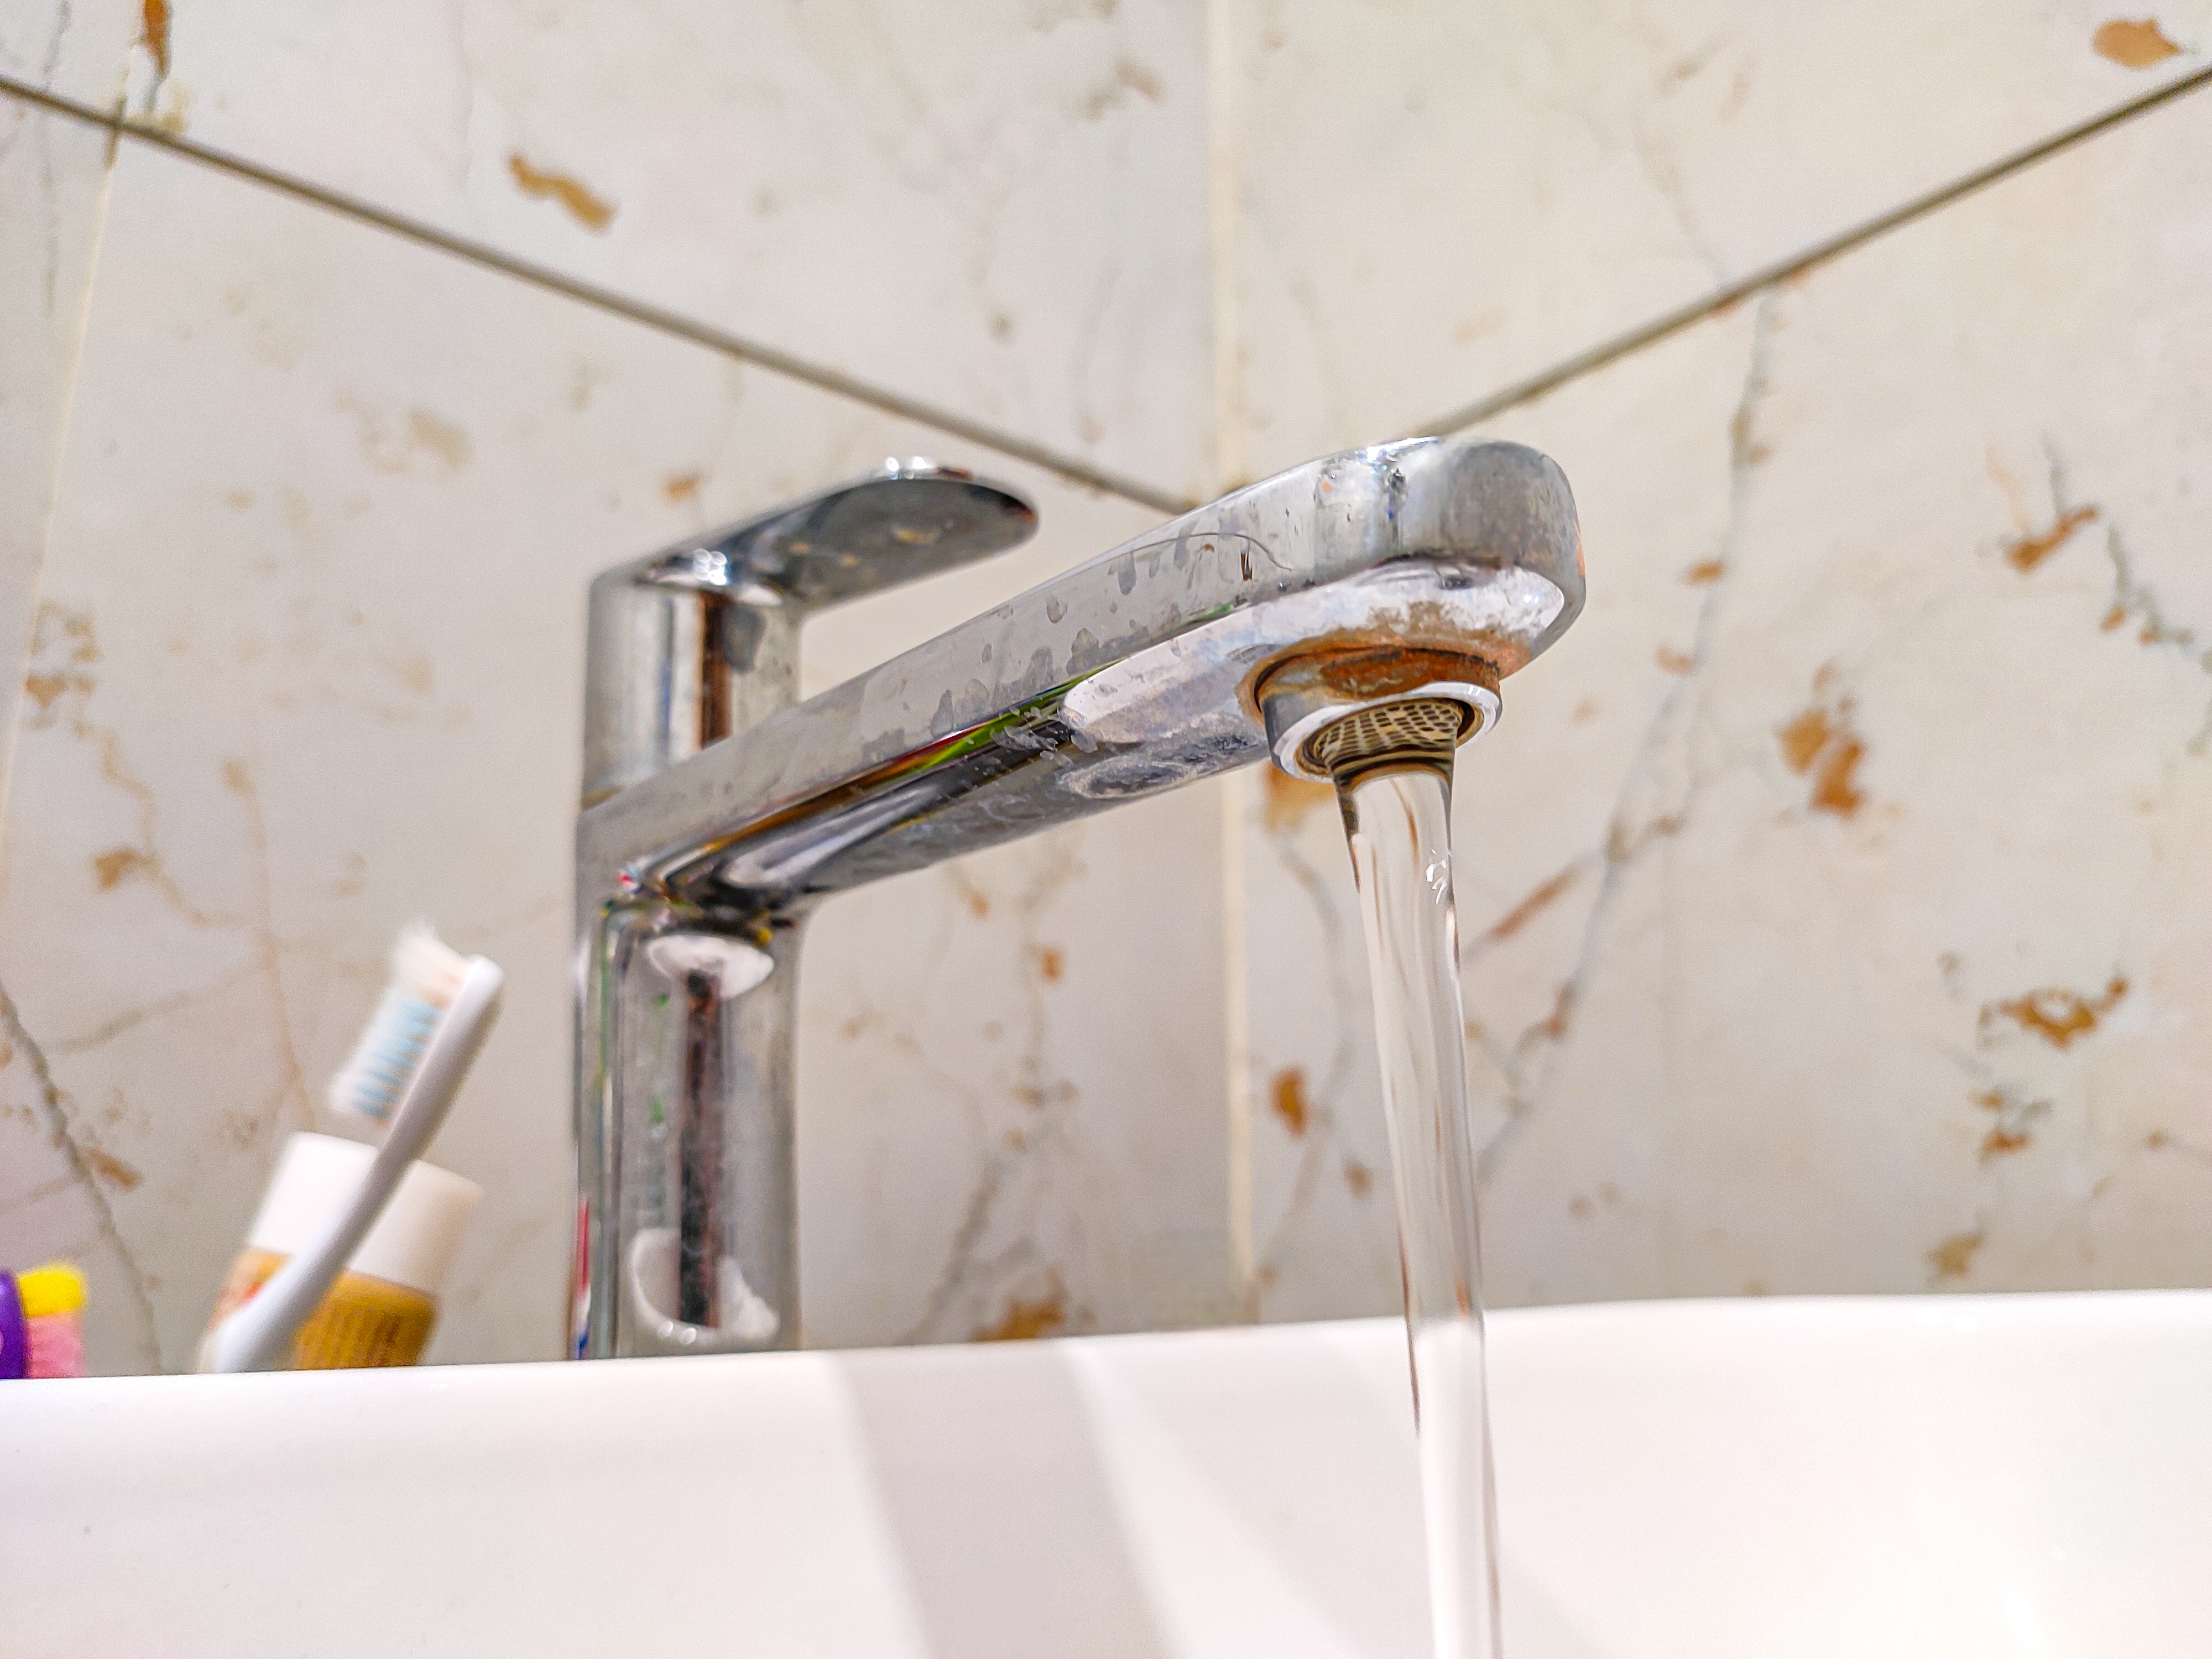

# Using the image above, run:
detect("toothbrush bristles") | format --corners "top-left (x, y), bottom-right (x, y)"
top-left (328, 922), bottom-right (470, 1124)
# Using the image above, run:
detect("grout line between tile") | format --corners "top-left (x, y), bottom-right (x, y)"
top-left (1411, 60), bottom-right (2212, 437)
top-left (0, 74), bottom-right (1197, 518)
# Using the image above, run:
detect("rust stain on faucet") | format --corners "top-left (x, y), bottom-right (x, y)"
top-left (1308, 645), bottom-right (1503, 702)
top-left (1246, 637), bottom-right (1505, 730)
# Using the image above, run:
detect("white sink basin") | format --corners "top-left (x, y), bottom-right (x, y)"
top-left (7, 1292), bottom-right (2206, 1655)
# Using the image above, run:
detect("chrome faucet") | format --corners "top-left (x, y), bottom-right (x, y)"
top-left (572, 439), bottom-right (1583, 1359)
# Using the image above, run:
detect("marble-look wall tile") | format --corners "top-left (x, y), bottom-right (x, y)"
top-left (34, 0), bottom-right (1216, 503)
top-left (0, 140), bottom-right (1225, 1373)
top-left (0, 104), bottom-right (115, 815)
top-left (1229, 0), bottom-right (2211, 477)
top-left (0, 0), bottom-right (149, 811)
top-left (800, 787), bottom-right (1235, 1350)
top-left (0, 100), bottom-right (124, 1305)
top-left (1248, 79), bottom-right (2212, 1317)
top-left (0, 0), bottom-right (137, 98)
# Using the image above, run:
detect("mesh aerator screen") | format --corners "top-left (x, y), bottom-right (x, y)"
top-left (1306, 696), bottom-right (1469, 781)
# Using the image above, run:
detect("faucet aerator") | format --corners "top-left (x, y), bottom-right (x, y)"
top-left (1255, 645), bottom-right (1502, 784)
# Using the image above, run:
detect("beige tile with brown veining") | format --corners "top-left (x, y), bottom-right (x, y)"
top-left (0, 139), bottom-right (1225, 1372)
top-left (1248, 75), bottom-right (2212, 1315)
top-left (1228, 0), bottom-right (2212, 478)
top-left (29, 0), bottom-right (1216, 503)
top-left (0, 101), bottom-right (118, 819)
top-left (799, 786), bottom-right (1233, 1350)
top-left (0, 99), bottom-right (128, 1332)
top-left (0, 0), bottom-right (138, 97)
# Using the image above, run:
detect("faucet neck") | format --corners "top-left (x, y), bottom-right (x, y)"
top-left (582, 563), bottom-right (797, 808)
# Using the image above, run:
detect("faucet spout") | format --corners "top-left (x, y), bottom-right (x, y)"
top-left (572, 436), bottom-right (1582, 1358)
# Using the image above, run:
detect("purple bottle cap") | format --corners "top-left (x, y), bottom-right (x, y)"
top-left (0, 1272), bottom-right (25, 1381)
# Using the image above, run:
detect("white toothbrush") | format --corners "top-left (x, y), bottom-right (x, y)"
top-left (205, 925), bottom-right (503, 1374)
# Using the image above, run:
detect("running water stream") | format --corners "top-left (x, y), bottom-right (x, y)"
top-left (1335, 749), bottom-right (1501, 1659)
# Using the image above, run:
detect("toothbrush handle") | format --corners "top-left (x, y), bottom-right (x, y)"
top-left (205, 959), bottom-right (503, 1374)
top-left (379, 958), bottom-right (503, 1171)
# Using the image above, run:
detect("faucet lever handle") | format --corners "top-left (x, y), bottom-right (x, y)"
top-left (688, 460), bottom-right (1037, 611)
top-left (583, 462), bottom-right (1036, 806)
